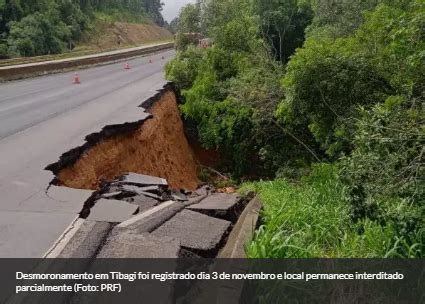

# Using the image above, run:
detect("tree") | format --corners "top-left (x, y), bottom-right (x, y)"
top-left (278, 38), bottom-right (393, 157)
top-left (0, 0), bottom-right (23, 34)
top-left (178, 3), bottom-right (201, 33)
top-left (58, 0), bottom-right (87, 40)
top-left (7, 10), bottom-right (68, 56)
top-left (255, 0), bottom-right (313, 62)
top-left (168, 17), bottom-right (178, 33)
top-left (307, 0), bottom-right (380, 39)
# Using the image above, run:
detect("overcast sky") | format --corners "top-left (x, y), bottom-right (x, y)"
top-left (162, 0), bottom-right (197, 22)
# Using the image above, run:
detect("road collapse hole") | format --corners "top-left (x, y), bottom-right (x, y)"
top-left (46, 85), bottom-right (200, 191)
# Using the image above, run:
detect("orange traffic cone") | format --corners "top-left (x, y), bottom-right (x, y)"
top-left (73, 72), bottom-right (81, 84)
top-left (124, 62), bottom-right (131, 70)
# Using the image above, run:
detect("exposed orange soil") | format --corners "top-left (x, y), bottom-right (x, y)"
top-left (81, 22), bottom-right (173, 50)
top-left (58, 90), bottom-right (200, 191)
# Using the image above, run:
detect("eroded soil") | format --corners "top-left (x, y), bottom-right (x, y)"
top-left (57, 90), bottom-right (200, 190)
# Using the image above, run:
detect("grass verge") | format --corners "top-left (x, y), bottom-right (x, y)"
top-left (241, 164), bottom-right (415, 258)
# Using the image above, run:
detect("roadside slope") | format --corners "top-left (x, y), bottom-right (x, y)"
top-left (80, 22), bottom-right (173, 50)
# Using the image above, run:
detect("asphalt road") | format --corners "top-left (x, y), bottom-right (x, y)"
top-left (0, 49), bottom-right (174, 257)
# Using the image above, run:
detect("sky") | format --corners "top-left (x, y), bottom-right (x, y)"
top-left (162, 0), bottom-right (197, 22)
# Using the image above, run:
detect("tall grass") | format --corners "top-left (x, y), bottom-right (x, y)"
top-left (243, 164), bottom-right (404, 258)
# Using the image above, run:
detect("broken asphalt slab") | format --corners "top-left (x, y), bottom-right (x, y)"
top-left (86, 199), bottom-right (139, 223)
top-left (188, 193), bottom-right (241, 211)
top-left (117, 172), bottom-right (167, 187)
top-left (122, 195), bottom-right (159, 213)
top-left (187, 193), bottom-right (244, 222)
top-left (116, 200), bottom-right (184, 233)
top-left (151, 209), bottom-right (231, 256)
top-left (109, 184), bottom-right (163, 200)
top-left (97, 230), bottom-right (180, 258)
top-left (50, 193), bottom-right (252, 259)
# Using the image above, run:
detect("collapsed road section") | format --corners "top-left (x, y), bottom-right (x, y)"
top-left (46, 83), bottom-right (199, 191)
top-left (50, 172), bottom-right (252, 258)
top-left (45, 83), bottom-right (260, 259)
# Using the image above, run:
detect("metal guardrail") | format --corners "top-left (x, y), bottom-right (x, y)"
top-left (0, 42), bottom-right (174, 82)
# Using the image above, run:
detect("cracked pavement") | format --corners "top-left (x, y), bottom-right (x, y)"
top-left (0, 49), bottom-right (174, 257)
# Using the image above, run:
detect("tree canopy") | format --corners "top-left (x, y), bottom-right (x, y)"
top-left (0, 0), bottom-right (164, 57)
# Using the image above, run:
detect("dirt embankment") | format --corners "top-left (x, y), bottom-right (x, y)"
top-left (81, 22), bottom-right (173, 50)
top-left (56, 89), bottom-right (200, 191)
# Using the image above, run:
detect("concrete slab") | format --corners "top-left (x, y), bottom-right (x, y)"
top-left (187, 193), bottom-right (244, 222)
top-left (151, 210), bottom-right (231, 253)
top-left (87, 199), bottom-right (139, 223)
top-left (122, 195), bottom-right (159, 213)
top-left (188, 193), bottom-right (241, 212)
top-left (118, 173), bottom-right (167, 186)
top-left (97, 230), bottom-right (180, 258)
top-left (136, 185), bottom-right (162, 192)
top-left (57, 220), bottom-right (113, 258)
top-left (116, 201), bottom-right (182, 233)
top-left (139, 191), bottom-right (162, 200)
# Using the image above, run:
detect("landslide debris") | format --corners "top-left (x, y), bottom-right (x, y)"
top-left (56, 171), bottom-right (251, 259)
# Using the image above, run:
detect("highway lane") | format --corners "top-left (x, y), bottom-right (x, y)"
top-left (0, 49), bottom-right (174, 257)
top-left (0, 50), bottom-right (174, 139)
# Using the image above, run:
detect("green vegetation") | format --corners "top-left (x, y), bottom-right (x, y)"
top-left (166, 0), bottom-right (424, 258)
top-left (0, 0), bottom-right (164, 57)
top-left (242, 164), bottom-right (422, 258)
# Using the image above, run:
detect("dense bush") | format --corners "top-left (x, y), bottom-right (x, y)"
top-left (340, 96), bottom-right (424, 257)
top-left (8, 12), bottom-right (67, 56)
top-left (166, 0), bottom-right (425, 258)
top-left (1, 0), bottom-right (88, 56)
top-left (165, 45), bottom-right (205, 90)
top-left (278, 39), bottom-right (392, 158)
top-left (0, 43), bottom-right (8, 58)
